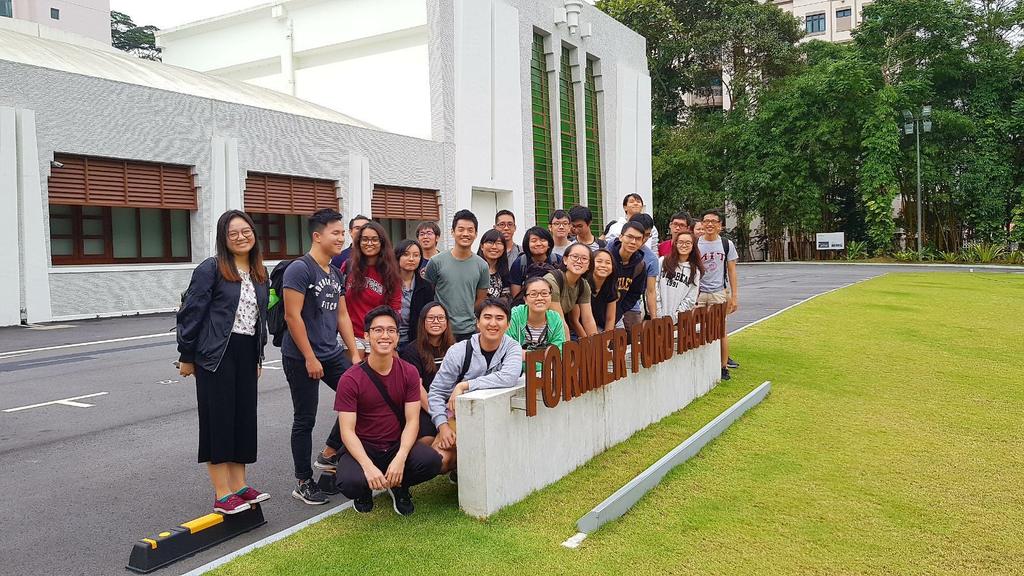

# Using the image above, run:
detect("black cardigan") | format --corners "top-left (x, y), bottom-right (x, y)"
top-left (406, 275), bottom-right (436, 343)
top-left (176, 257), bottom-right (269, 372)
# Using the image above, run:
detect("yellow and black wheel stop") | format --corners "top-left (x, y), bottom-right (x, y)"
top-left (126, 504), bottom-right (266, 573)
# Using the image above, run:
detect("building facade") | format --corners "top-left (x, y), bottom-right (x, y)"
top-left (0, 0), bottom-right (111, 45)
top-left (1, 0), bottom-right (650, 326)
top-left (157, 0), bottom-right (652, 242)
top-left (775, 0), bottom-right (872, 44)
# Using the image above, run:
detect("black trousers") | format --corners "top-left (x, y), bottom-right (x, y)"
top-left (454, 332), bottom-right (475, 342)
top-left (283, 353), bottom-right (352, 480)
top-left (195, 333), bottom-right (258, 464)
top-left (336, 442), bottom-right (442, 500)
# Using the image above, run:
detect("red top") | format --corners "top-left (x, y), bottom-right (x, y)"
top-left (658, 239), bottom-right (673, 257)
top-left (334, 359), bottom-right (421, 451)
top-left (342, 263), bottom-right (402, 338)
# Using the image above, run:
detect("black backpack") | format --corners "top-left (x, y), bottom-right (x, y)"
top-left (267, 255), bottom-right (318, 347)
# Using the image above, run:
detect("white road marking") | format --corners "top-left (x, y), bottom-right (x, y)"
top-left (727, 277), bottom-right (873, 337)
top-left (0, 332), bottom-right (173, 360)
top-left (3, 392), bottom-right (108, 413)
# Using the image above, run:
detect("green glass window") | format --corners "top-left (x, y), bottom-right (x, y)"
top-left (559, 48), bottom-right (580, 211)
top-left (584, 60), bottom-right (605, 236)
top-left (531, 34), bottom-right (555, 227)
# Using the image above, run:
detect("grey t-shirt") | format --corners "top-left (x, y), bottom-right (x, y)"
top-left (281, 255), bottom-right (345, 361)
top-left (399, 285), bottom-right (413, 343)
top-left (425, 251), bottom-right (490, 335)
top-left (698, 236), bottom-right (738, 293)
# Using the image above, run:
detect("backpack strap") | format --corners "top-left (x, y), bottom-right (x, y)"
top-left (358, 361), bottom-right (406, 428)
top-left (455, 338), bottom-right (474, 384)
top-left (721, 236), bottom-right (730, 288)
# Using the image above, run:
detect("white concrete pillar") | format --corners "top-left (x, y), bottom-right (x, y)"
top-left (208, 137), bottom-right (228, 256)
top-left (16, 109), bottom-right (52, 324)
top-left (0, 107), bottom-right (23, 326)
top-left (347, 154), bottom-right (371, 219)
top-left (224, 137), bottom-right (242, 211)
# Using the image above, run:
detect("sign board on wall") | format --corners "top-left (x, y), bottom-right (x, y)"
top-left (816, 232), bottom-right (845, 251)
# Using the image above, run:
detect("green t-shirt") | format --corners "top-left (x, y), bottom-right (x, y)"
top-left (544, 272), bottom-right (591, 314)
top-left (425, 251), bottom-right (490, 335)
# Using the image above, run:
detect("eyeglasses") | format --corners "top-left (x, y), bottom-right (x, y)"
top-left (526, 291), bottom-right (551, 298)
top-left (360, 237), bottom-right (381, 245)
top-left (551, 222), bottom-right (570, 228)
top-left (368, 326), bottom-right (398, 336)
top-left (228, 228), bottom-right (254, 240)
top-left (566, 253), bottom-right (590, 263)
top-left (417, 230), bottom-right (435, 237)
top-left (701, 220), bottom-right (721, 226)
top-left (425, 315), bottom-right (447, 324)
top-left (495, 222), bottom-right (515, 229)
top-left (678, 241), bottom-right (694, 247)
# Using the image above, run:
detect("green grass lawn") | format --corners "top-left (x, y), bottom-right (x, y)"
top-left (213, 272), bottom-right (1024, 576)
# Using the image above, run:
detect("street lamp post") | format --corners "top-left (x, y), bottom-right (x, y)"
top-left (902, 106), bottom-right (932, 254)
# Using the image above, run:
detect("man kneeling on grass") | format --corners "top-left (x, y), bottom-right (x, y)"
top-left (335, 306), bottom-right (442, 515)
top-left (428, 298), bottom-right (522, 480)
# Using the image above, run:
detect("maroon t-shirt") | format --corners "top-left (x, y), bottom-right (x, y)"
top-left (658, 239), bottom-right (672, 257)
top-left (335, 359), bottom-right (421, 451)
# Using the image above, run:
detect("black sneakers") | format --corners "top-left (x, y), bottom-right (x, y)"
top-left (727, 357), bottom-right (740, 369)
top-left (353, 495), bottom-right (374, 513)
top-left (388, 487), bottom-right (415, 516)
top-left (313, 451), bottom-right (340, 472)
top-left (291, 479), bottom-right (329, 505)
top-left (721, 367), bottom-right (731, 381)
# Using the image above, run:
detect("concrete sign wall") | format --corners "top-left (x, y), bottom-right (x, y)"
top-left (455, 340), bottom-right (721, 518)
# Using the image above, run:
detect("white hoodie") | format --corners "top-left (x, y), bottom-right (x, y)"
top-left (656, 258), bottom-right (701, 317)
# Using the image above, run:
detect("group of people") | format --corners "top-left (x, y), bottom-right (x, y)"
top-left (175, 193), bottom-right (740, 517)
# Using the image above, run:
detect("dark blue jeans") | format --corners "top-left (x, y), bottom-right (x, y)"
top-left (283, 353), bottom-right (352, 480)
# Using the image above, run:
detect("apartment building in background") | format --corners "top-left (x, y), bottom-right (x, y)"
top-left (686, 0), bottom-right (870, 112)
top-left (0, 0), bottom-right (110, 45)
top-left (775, 0), bottom-right (871, 44)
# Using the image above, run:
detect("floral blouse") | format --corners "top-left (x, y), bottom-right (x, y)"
top-left (231, 272), bottom-right (258, 336)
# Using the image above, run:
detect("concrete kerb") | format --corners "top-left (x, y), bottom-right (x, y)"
top-left (742, 261), bottom-right (1024, 271)
top-left (563, 381), bottom-right (772, 548)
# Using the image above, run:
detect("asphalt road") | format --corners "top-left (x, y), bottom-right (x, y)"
top-left (0, 263), bottom-right (1019, 576)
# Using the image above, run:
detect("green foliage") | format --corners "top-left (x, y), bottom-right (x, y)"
top-left (845, 240), bottom-right (869, 260)
top-left (939, 250), bottom-right (961, 263)
top-left (966, 242), bottom-right (1007, 263)
top-left (111, 11), bottom-right (161, 61)
top-left (893, 249), bottom-right (919, 262)
top-left (596, 0), bottom-right (1024, 259)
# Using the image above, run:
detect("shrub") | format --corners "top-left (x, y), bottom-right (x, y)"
top-left (845, 240), bottom-right (869, 260)
top-left (966, 243), bottom-right (1006, 264)
top-left (893, 249), bottom-right (918, 262)
top-left (939, 250), bottom-right (961, 263)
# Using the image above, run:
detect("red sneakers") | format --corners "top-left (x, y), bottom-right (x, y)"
top-left (236, 486), bottom-right (271, 504)
top-left (213, 494), bottom-right (251, 515)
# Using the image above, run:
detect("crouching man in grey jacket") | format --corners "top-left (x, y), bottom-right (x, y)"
top-left (428, 298), bottom-right (523, 476)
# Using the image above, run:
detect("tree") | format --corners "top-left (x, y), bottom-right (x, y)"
top-left (111, 11), bottom-right (162, 61)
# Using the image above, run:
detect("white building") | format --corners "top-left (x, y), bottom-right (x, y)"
top-left (0, 0), bottom-right (111, 46)
top-left (0, 0), bottom-right (651, 326)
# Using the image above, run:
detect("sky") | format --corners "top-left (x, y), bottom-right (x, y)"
top-left (110, 0), bottom-right (597, 30)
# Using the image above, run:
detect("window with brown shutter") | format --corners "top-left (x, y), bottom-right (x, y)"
top-left (48, 154), bottom-right (197, 209)
top-left (370, 185), bottom-right (440, 221)
top-left (244, 173), bottom-right (337, 215)
top-left (47, 154), bottom-right (194, 265)
top-left (243, 172), bottom-right (336, 259)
